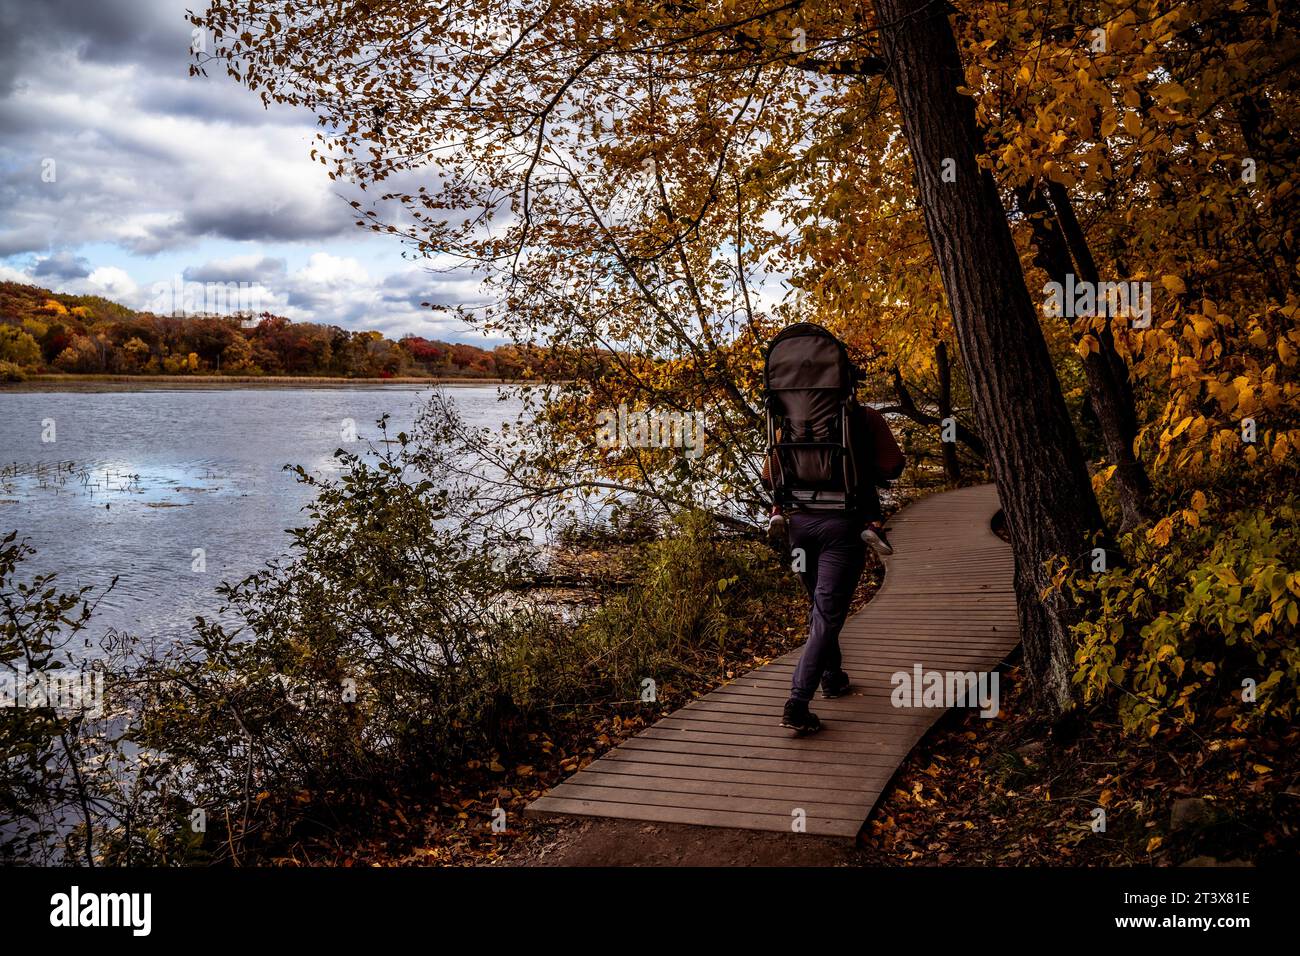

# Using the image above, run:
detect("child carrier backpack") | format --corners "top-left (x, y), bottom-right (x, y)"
top-left (763, 323), bottom-right (862, 512)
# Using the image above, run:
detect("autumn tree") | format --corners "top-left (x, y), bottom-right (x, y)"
top-left (0, 325), bottom-right (41, 369)
top-left (190, 1), bottom-right (1299, 719)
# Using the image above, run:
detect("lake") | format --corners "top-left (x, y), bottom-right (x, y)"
top-left (0, 384), bottom-right (523, 647)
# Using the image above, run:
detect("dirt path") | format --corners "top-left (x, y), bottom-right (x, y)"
top-left (502, 816), bottom-right (868, 867)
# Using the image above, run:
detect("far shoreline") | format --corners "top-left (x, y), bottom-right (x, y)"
top-left (0, 374), bottom-right (531, 392)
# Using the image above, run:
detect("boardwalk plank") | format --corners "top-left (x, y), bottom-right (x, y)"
top-left (580, 759), bottom-right (875, 792)
top-left (548, 781), bottom-right (870, 818)
top-left (612, 738), bottom-right (902, 771)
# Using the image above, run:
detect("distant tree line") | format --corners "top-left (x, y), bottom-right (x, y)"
top-left (0, 281), bottom-right (549, 380)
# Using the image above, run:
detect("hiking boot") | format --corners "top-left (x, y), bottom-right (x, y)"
top-left (781, 699), bottom-right (822, 734)
top-left (862, 524), bottom-right (894, 556)
top-left (820, 670), bottom-right (852, 699)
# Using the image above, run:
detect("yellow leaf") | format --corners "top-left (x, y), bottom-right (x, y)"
top-left (1149, 516), bottom-right (1174, 546)
top-left (1154, 82), bottom-right (1189, 103)
top-left (1147, 835), bottom-right (1163, 853)
top-left (1162, 275), bottom-right (1187, 294)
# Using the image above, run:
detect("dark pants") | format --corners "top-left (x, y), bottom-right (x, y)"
top-left (788, 511), bottom-right (868, 703)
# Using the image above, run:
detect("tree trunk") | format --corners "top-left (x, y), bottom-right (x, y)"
top-left (1043, 180), bottom-right (1142, 413)
top-left (874, 0), bottom-right (1110, 716)
top-left (1018, 182), bottom-right (1153, 533)
top-left (935, 340), bottom-right (961, 484)
top-left (1235, 94), bottom-right (1292, 302)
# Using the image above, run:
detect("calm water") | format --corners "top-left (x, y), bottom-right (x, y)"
top-left (0, 385), bottom-right (522, 647)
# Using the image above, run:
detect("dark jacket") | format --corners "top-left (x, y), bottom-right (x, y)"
top-left (853, 404), bottom-right (906, 484)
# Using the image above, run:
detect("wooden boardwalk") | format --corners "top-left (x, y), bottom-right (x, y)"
top-left (526, 484), bottom-right (1019, 838)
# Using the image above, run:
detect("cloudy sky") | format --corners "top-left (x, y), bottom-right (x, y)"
top-left (0, 0), bottom-right (493, 342)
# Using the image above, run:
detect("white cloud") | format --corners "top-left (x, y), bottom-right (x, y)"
top-left (297, 252), bottom-right (371, 287)
top-left (0, 7), bottom-right (361, 258)
top-left (86, 265), bottom-right (138, 300)
top-left (0, 262), bottom-right (31, 284)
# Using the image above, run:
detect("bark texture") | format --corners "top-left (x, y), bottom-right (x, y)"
top-left (935, 341), bottom-right (961, 484)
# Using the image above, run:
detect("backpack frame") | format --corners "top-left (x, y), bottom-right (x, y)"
top-left (762, 323), bottom-right (862, 512)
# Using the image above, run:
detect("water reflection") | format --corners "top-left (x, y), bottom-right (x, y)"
top-left (0, 385), bottom-right (523, 648)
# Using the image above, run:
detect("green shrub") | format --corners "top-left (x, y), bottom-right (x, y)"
top-left (506, 510), bottom-right (788, 711)
top-left (1065, 496), bottom-right (1300, 735)
top-left (132, 425), bottom-right (530, 819)
top-left (0, 532), bottom-right (112, 864)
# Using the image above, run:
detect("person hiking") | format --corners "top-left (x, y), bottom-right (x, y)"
top-left (760, 323), bottom-right (905, 734)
